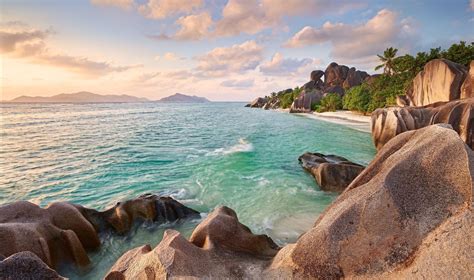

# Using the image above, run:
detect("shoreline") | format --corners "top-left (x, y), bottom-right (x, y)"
top-left (275, 109), bottom-right (372, 133)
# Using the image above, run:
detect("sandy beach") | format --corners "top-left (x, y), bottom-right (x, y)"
top-left (275, 109), bottom-right (372, 133)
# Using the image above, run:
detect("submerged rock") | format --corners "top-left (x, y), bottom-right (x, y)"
top-left (371, 97), bottom-right (474, 150)
top-left (0, 194), bottom-right (199, 270)
top-left (106, 206), bottom-right (279, 279)
top-left (298, 152), bottom-right (364, 193)
top-left (269, 124), bottom-right (473, 279)
top-left (0, 252), bottom-right (65, 280)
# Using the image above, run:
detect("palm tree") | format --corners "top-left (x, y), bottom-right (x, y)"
top-left (375, 47), bottom-right (398, 75)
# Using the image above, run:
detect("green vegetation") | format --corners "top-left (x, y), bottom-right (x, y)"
top-left (266, 87), bottom-right (303, 109)
top-left (314, 93), bottom-right (343, 112)
top-left (343, 41), bottom-right (474, 114)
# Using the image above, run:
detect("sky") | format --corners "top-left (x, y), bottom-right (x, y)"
top-left (1, 0), bottom-right (473, 101)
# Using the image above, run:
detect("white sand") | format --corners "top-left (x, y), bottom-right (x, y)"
top-left (301, 110), bottom-right (372, 133)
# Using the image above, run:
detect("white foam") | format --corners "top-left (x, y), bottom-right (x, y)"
top-left (206, 138), bottom-right (254, 156)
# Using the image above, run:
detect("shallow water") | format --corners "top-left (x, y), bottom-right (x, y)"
top-left (0, 102), bottom-right (376, 279)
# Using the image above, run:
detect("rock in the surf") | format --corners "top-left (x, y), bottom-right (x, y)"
top-left (0, 194), bottom-right (199, 269)
top-left (298, 152), bottom-right (364, 193)
top-left (106, 206), bottom-right (279, 279)
top-left (268, 124), bottom-right (473, 279)
top-left (371, 97), bottom-right (474, 150)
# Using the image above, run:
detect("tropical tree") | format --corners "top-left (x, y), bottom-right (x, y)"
top-left (375, 47), bottom-right (398, 75)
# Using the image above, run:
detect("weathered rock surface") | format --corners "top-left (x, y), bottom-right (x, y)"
top-left (298, 152), bottom-right (364, 193)
top-left (0, 252), bottom-right (65, 280)
top-left (461, 60), bottom-right (474, 99)
top-left (249, 62), bottom-right (369, 111)
top-left (371, 97), bottom-right (474, 150)
top-left (289, 91), bottom-right (324, 113)
top-left (247, 97), bottom-right (268, 108)
top-left (268, 124), bottom-right (473, 279)
top-left (106, 206), bottom-right (279, 279)
top-left (405, 59), bottom-right (468, 106)
top-left (0, 194), bottom-right (199, 270)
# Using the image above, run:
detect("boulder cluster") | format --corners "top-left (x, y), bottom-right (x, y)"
top-left (246, 62), bottom-right (370, 112)
top-left (0, 194), bottom-right (199, 274)
top-left (104, 124), bottom-right (473, 279)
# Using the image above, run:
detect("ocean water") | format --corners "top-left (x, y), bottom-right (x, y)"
top-left (0, 102), bottom-right (376, 279)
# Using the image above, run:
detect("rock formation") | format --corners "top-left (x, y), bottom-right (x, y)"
top-left (246, 97), bottom-right (268, 108)
top-left (298, 152), bottom-right (364, 193)
top-left (0, 252), bottom-right (65, 280)
top-left (107, 124), bottom-right (473, 279)
top-left (403, 59), bottom-right (469, 106)
top-left (0, 194), bottom-right (199, 270)
top-left (105, 206), bottom-right (279, 279)
top-left (461, 60), bottom-right (474, 99)
top-left (247, 62), bottom-right (370, 111)
top-left (268, 124), bottom-right (473, 279)
top-left (371, 97), bottom-right (474, 150)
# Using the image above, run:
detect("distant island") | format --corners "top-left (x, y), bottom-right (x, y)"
top-left (157, 93), bottom-right (210, 103)
top-left (6, 91), bottom-right (149, 103)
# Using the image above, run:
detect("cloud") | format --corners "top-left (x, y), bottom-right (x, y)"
top-left (215, 0), bottom-right (366, 37)
top-left (138, 0), bottom-right (203, 19)
top-left (154, 52), bottom-right (185, 61)
top-left (0, 29), bottom-right (50, 53)
top-left (90, 0), bottom-right (134, 9)
top-left (215, 0), bottom-right (273, 37)
top-left (260, 52), bottom-right (319, 76)
top-left (220, 78), bottom-right (255, 88)
top-left (285, 9), bottom-right (417, 61)
top-left (195, 40), bottom-right (264, 77)
top-left (174, 12), bottom-right (213, 40)
top-left (471, 0), bottom-right (474, 11)
top-left (1, 23), bottom-right (137, 77)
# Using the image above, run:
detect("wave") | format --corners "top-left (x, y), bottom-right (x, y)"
top-left (206, 138), bottom-right (254, 156)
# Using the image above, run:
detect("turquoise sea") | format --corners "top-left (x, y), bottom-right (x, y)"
top-left (0, 102), bottom-right (376, 279)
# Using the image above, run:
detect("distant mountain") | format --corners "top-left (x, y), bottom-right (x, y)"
top-left (158, 93), bottom-right (210, 103)
top-left (6, 91), bottom-right (149, 103)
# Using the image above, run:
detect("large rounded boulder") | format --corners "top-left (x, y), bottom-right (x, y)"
top-left (268, 124), bottom-right (473, 279)
top-left (371, 97), bottom-right (474, 150)
top-left (406, 59), bottom-right (468, 106)
top-left (106, 206), bottom-right (279, 279)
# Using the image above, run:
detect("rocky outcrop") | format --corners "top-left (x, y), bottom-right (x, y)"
top-left (107, 125), bottom-right (473, 279)
top-left (371, 97), bottom-right (474, 150)
top-left (268, 124), bottom-right (473, 279)
top-left (248, 62), bottom-right (370, 111)
top-left (298, 152), bottom-right (364, 193)
top-left (289, 91), bottom-right (324, 113)
top-left (0, 252), bottom-right (65, 280)
top-left (325, 63), bottom-right (369, 90)
top-left (404, 59), bottom-right (468, 106)
top-left (461, 60), bottom-right (474, 99)
top-left (246, 97), bottom-right (268, 108)
top-left (0, 194), bottom-right (199, 270)
top-left (106, 206), bottom-right (279, 279)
